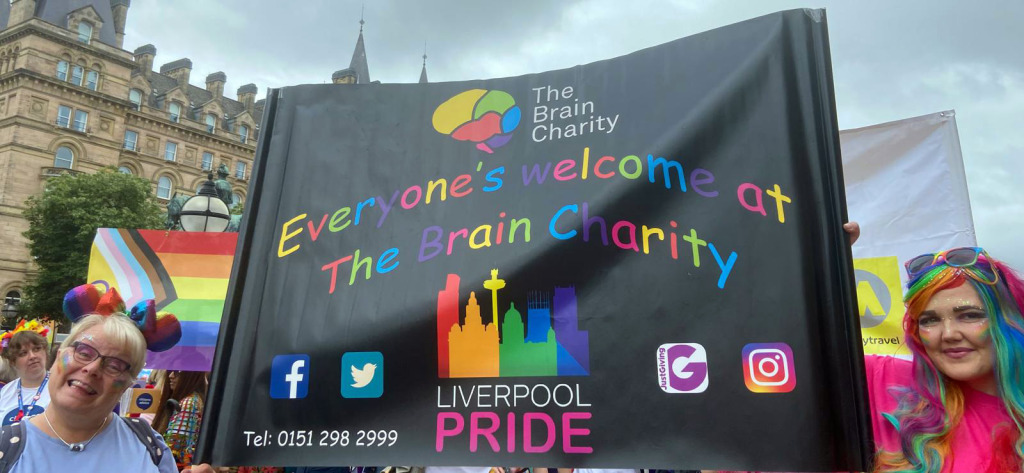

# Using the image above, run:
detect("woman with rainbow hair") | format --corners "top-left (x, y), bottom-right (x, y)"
top-left (857, 235), bottom-right (1024, 471)
top-left (715, 226), bottom-right (1024, 473)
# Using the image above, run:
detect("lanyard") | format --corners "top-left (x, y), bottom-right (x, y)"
top-left (16, 373), bottom-right (49, 421)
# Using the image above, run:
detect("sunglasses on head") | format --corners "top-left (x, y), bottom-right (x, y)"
top-left (903, 247), bottom-right (999, 285)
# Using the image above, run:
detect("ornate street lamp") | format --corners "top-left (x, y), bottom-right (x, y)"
top-left (1, 302), bottom-right (16, 319)
top-left (180, 173), bottom-right (230, 232)
top-left (1, 303), bottom-right (18, 330)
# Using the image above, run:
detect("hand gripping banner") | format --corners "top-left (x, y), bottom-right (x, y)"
top-left (200, 9), bottom-right (872, 471)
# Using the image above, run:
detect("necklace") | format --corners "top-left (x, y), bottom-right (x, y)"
top-left (41, 411), bottom-right (108, 452)
top-left (15, 373), bottom-right (49, 422)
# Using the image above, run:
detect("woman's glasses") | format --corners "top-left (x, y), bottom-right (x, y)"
top-left (904, 247), bottom-right (999, 285)
top-left (69, 341), bottom-right (132, 376)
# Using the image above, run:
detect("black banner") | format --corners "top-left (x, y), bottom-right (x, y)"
top-left (199, 9), bottom-right (871, 471)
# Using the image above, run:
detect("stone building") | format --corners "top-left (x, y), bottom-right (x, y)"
top-left (0, 0), bottom-right (425, 322)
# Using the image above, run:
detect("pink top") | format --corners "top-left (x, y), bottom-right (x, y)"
top-left (717, 357), bottom-right (1016, 473)
top-left (865, 355), bottom-right (1015, 472)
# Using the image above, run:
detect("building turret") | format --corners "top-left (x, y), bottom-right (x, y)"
top-left (8, 0), bottom-right (35, 27)
top-left (419, 52), bottom-right (429, 84)
top-left (133, 44), bottom-right (156, 73)
top-left (332, 68), bottom-right (357, 85)
top-left (349, 17), bottom-right (370, 84)
top-left (206, 71), bottom-right (226, 98)
top-left (111, 0), bottom-right (130, 48)
top-left (237, 84), bottom-right (257, 113)
top-left (160, 58), bottom-right (192, 86)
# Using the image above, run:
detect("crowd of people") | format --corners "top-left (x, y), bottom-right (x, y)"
top-left (1, 223), bottom-right (1023, 472)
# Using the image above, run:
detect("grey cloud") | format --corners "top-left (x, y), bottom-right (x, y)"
top-left (123, 0), bottom-right (1024, 267)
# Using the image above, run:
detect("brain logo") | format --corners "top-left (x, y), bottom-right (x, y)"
top-left (432, 89), bottom-right (520, 154)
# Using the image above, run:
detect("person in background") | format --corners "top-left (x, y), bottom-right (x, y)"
top-left (0, 357), bottom-right (18, 387)
top-left (132, 369), bottom-right (165, 424)
top-left (153, 369), bottom-right (208, 469)
top-left (0, 320), bottom-right (51, 425)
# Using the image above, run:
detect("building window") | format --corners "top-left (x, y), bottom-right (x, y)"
top-left (78, 22), bottom-right (93, 44)
top-left (71, 65), bottom-right (84, 86)
top-left (231, 192), bottom-right (241, 210)
top-left (54, 146), bottom-right (74, 169)
top-left (86, 70), bottom-right (99, 91)
top-left (202, 152), bottom-right (213, 171)
top-left (129, 89), bottom-right (142, 110)
top-left (164, 142), bottom-right (177, 162)
top-left (56, 105), bottom-right (71, 127)
top-left (118, 166), bottom-right (132, 175)
top-left (239, 124), bottom-right (249, 144)
top-left (72, 109), bottom-right (88, 132)
top-left (168, 102), bottom-right (181, 123)
top-left (205, 114), bottom-right (216, 133)
top-left (156, 176), bottom-right (172, 199)
top-left (235, 161), bottom-right (247, 179)
top-left (57, 105), bottom-right (88, 131)
top-left (123, 130), bottom-right (138, 151)
top-left (56, 61), bottom-right (98, 89)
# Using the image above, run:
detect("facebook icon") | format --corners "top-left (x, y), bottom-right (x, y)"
top-left (270, 354), bottom-right (310, 399)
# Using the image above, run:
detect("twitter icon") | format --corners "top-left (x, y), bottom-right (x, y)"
top-left (341, 352), bottom-right (383, 398)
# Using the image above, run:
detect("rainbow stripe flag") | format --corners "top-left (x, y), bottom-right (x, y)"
top-left (87, 228), bottom-right (237, 371)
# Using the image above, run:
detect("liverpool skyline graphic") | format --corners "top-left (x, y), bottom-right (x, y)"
top-left (436, 269), bottom-right (590, 378)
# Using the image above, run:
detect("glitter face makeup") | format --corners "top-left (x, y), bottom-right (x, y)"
top-left (58, 351), bottom-right (72, 372)
top-left (918, 284), bottom-right (996, 394)
top-left (111, 377), bottom-right (129, 391)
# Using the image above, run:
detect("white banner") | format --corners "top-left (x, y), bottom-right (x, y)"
top-left (841, 110), bottom-right (975, 355)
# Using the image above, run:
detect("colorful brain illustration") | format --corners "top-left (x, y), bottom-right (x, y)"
top-left (432, 89), bottom-right (521, 154)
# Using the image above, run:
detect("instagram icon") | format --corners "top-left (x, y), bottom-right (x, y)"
top-left (742, 343), bottom-right (796, 393)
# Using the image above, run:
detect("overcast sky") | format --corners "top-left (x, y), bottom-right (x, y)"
top-left (124, 0), bottom-right (1023, 268)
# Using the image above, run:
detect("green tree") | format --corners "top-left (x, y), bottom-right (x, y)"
top-left (21, 169), bottom-right (165, 324)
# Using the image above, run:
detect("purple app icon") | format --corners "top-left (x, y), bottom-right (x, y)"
top-left (657, 343), bottom-right (709, 393)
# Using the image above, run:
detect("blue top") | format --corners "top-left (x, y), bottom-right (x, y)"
top-left (12, 416), bottom-right (177, 472)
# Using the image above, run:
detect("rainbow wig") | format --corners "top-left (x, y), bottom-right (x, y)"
top-left (874, 254), bottom-right (1024, 472)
